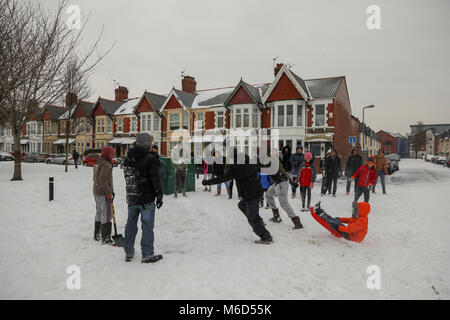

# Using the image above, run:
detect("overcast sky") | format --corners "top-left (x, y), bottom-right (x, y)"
top-left (44, 0), bottom-right (450, 135)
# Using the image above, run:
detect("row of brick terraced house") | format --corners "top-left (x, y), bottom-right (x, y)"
top-left (0, 63), bottom-right (383, 168)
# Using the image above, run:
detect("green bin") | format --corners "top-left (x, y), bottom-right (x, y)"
top-left (160, 156), bottom-right (195, 195)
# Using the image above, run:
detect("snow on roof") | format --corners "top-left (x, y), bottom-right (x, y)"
top-left (114, 98), bottom-right (139, 115)
top-left (192, 87), bottom-right (235, 109)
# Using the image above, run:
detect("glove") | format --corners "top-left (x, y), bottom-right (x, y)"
top-left (310, 182), bottom-right (314, 189)
top-left (106, 193), bottom-right (113, 201)
top-left (156, 194), bottom-right (163, 209)
top-left (368, 183), bottom-right (373, 187)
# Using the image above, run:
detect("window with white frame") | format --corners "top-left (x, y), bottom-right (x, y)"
top-left (252, 107), bottom-right (258, 128)
top-left (243, 108), bottom-right (249, 127)
top-left (315, 104), bottom-right (325, 127)
top-left (196, 112), bottom-right (204, 130)
top-left (182, 112), bottom-right (188, 130)
top-left (296, 105), bottom-right (303, 127)
top-left (130, 116), bottom-right (137, 132)
top-left (286, 105), bottom-right (294, 127)
top-left (216, 111), bottom-right (225, 128)
top-left (235, 109), bottom-right (242, 128)
top-left (141, 113), bottom-right (152, 132)
top-left (117, 118), bottom-right (123, 132)
top-left (169, 113), bottom-right (180, 131)
top-left (153, 113), bottom-right (160, 131)
top-left (277, 105), bottom-right (284, 127)
top-left (52, 121), bottom-right (57, 134)
top-left (106, 118), bottom-right (112, 133)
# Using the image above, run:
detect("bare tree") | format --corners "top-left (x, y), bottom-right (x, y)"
top-left (0, 0), bottom-right (113, 180)
top-left (59, 56), bottom-right (93, 172)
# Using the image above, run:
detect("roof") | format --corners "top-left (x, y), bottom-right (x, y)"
top-left (114, 98), bottom-right (140, 115)
top-left (93, 98), bottom-right (124, 116)
top-left (290, 70), bottom-right (311, 98)
top-left (78, 101), bottom-right (95, 117)
top-left (143, 92), bottom-right (167, 112)
top-left (304, 77), bottom-right (344, 99)
top-left (410, 123), bottom-right (450, 135)
top-left (194, 87), bottom-right (235, 108)
top-left (173, 89), bottom-right (197, 109)
top-left (44, 105), bottom-right (67, 120)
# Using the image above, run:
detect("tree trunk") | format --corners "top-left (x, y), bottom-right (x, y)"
top-left (11, 128), bottom-right (23, 181)
top-left (65, 137), bottom-right (69, 172)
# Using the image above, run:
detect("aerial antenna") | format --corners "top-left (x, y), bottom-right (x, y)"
top-left (287, 63), bottom-right (295, 69)
top-left (181, 70), bottom-right (186, 81)
top-left (273, 56), bottom-right (279, 69)
top-left (111, 78), bottom-right (119, 88)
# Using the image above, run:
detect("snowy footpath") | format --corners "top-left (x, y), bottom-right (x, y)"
top-left (0, 159), bottom-right (449, 299)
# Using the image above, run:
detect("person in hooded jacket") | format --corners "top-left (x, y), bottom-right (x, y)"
top-left (289, 145), bottom-right (305, 198)
top-left (280, 145), bottom-right (292, 173)
top-left (122, 133), bottom-right (163, 263)
top-left (93, 146), bottom-right (115, 244)
top-left (316, 202), bottom-right (371, 243)
top-left (324, 148), bottom-right (341, 197)
top-left (202, 149), bottom-right (273, 244)
top-left (351, 160), bottom-right (377, 204)
top-left (345, 148), bottom-right (363, 195)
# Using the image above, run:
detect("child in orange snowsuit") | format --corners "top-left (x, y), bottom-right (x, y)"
top-left (335, 202), bottom-right (370, 243)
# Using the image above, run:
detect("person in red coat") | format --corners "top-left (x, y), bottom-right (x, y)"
top-left (298, 152), bottom-right (316, 211)
top-left (351, 160), bottom-right (377, 204)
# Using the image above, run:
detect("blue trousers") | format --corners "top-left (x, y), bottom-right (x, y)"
top-left (124, 202), bottom-right (156, 257)
top-left (373, 170), bottom-right (386, 191)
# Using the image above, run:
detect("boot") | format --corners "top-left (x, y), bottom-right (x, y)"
top-left (292, 192), bottom-right (296, 199)
top-left (94, 221), bottom-right (101, 241)
top-left (382, 187), bottom-right (386, 194)
top-left (215, 188), bottom-right (221, 196)
top-left (291, 216), bottom-right (304, 230)
top-left (101, 222), bottom-right (113, 245)
top-left (301, 199), bottom-right (306, 211)
top-left (269, 209), bottom-right (282, 222)
top-left (255, 236), bottom-right (273, 244)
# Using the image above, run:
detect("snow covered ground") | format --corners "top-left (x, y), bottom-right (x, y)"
top-left (0, 159), bottom-right (449, 299)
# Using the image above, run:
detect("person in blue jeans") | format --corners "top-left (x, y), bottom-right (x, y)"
top-left (122, 133), bottom-right (163, 263)
top-left (372, 149), bottom-right (389, 194)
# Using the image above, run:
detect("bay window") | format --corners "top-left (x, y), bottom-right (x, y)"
top-left (296, 105), bottom-right (303, 127)
top-left (182, 112), bottom-right (188, 130)
top-left (235, 109), bottom-right (242, 128)
top-left (117, 118), bottom-right (123, 132)
top-left (243, 108), bottom-right (249, 127)
top-left (130, 116), bottom-right (137, 132)
top-left (153, 113), bottom-right (160, 131)
top-left (217, 111), bottom-right (224, 128)
top-left (106, 118), bottom-right (112, 133)
top-left (252, 107), bottom-right (258, 128)
top-left (196, 112), bottom-right (204, 130)
top-left (277, 105), bottom-right (284, 127)
top-left (286, 104), bottom-right (293, 127)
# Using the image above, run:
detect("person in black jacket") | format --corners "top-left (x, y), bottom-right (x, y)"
top-left (280, 145), bottom-right (292, 172)
top-left (345, 148), bottom-right (363, 195)
top-left (72, 149), bottom-right (80, 169)
top-left (202, 149), bottom-right (273, 244)
top-left (212, 151), bottom-right (231, 197)
top-left (122, 133), bottom-right (163, 263)
top-left (325, 148), bottom-right (341, 197)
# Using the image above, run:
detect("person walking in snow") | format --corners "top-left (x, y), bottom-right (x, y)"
top-left (257, 171), bottom-right (273, 208)
top-left (202, 149), bottom-right (273, 244)
top-left (203, 156), bottom-right (213, 192)
top-left (72, 149), bottom-right (80, 169)
top-left (280, 145), bottom-right (292, 173)
top-left (172, 143), bottom-right (188, 198)
top-left (324, 148), bottom-right (341, 197)
top-left (92, 146), bottom-right (115, 245)
top-left (213, 150), bottom-right (231, 197)
top-left (265, 148), bottom-right (303, 229)
top-left (351, 160), bottom-right (377, 212)
top-left (299, 152), bottom-right (316, 211)
top-left (345, 148), bottom-right (363, 195)
top-left (123, 133), bottom-right (163, 263)
top-left (290, 145), bottom-right (305, 198)
top-left (372, 149), bottom-right (389, 194)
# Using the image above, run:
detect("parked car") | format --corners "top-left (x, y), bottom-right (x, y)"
top-left (83, 153), bottom-right (117, 167)
top-left (10, 151), bottom-right (25, 159)
top-left (0, 151), bottom-right (14, 161)
top-left (445, 158), bottom-right (450, 168)
top-left (386, 154), bottom-right (399, 172)
top-left (46, 154), bottom-right (76, 165)
top-left (22, 152), bottom-right (47, 163)
top-left (435, 156), bottom-right (447, 165)
top-left (425, 154), bottom-right (434, 162)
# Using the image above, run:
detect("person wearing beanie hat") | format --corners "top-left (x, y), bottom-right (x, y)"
top-left (298, 152), bottom-right (316, 211)
top-left (92, 146), bottom-right (116, 244)
top-left (351, 160), bottom-right (377, 207)
top-left (122, 133), bottom-right (164, 263)
top-left (289, 145), bottom-right (305, 198)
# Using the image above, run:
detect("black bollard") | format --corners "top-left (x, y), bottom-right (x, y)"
top-left (49, 177), bottom-right (54, 201)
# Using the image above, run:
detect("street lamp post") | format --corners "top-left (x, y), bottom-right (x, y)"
top-left (362, 105), bottom-right (375, 155)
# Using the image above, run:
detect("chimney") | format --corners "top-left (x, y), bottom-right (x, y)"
top-left (65, 92), bottom-right (78, 107)
top-left (115, 86), bottom-right (129, 101)
top-left (182, 76), bottom-right (196, 93)
top-left (274, 63), bottom-right (284, 77)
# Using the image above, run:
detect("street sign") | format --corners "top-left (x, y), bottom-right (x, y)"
top-left (349, 136), bottom-right (357, 143)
